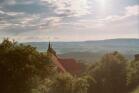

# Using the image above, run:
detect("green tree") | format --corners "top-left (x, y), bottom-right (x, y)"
top-left (50, 73), bottom-right (73, 93)
top-left (73, 75), bottom-right (91, 93)
top-left (131, 86), bottom-right (139, 93)
top-left (0, 39), bottom-right (55, 93)
top-left (127, 59), bottom-right (139, 91)
top-left (88, 51), bottom-right (127, 93)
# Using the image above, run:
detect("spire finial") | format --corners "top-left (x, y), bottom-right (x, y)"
top-left (48, 41), bottom-right (51, 49)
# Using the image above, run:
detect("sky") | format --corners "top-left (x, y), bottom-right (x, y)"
top-left (0, 0), bottom-right (139, 42)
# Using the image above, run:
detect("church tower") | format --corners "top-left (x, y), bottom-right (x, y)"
top-left (46, 42), bottom-right (66, 73)
top-left (47, 42), bottom-right (57, 57)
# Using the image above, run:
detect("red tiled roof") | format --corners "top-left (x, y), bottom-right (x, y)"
top-left (47, 43), bottom-right (81, 75)
top-left (50, 54), bottom-right (66, 73)
top-left (58, 58), bottom-right (81, 75)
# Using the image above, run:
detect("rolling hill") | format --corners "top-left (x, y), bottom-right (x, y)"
top-left (24, 38), bottom-right (139, 62)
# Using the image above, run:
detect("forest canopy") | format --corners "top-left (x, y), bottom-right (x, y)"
top-left (0, 39), bottom-right (139, 93)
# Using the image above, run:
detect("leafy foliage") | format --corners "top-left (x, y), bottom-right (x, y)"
top-left (131, 86), bottom-right (139, 93)
top-left (127, 59), bottom-right (139, 91)
top-left (87, 51), bottom-right (128, 93)
top-left (0, 39), bottom-right (55, 93)
top-left (0, 39), bottom-right (139, 93)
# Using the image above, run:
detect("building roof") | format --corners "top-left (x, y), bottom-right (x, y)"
top-left (47, 42), bottom-right (81, 75)
top-left (50, 54), bottom-right (66, 73)
top-left (58, 58), bottom-right (81, 75)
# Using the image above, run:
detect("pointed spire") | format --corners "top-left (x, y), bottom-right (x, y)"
top-left (47, 41), bottom-right (56, 56)
top-left (50, 42), bottom-right (53, 48)
top-left (48, 41), bottom-right (51, 49)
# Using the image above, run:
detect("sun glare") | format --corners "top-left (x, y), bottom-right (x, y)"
top-left (96, 0), bottom-right (107, 6)
top-left (95, 0), bottom-right (111, 12)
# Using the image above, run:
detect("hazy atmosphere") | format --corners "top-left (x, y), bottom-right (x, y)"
top-left (0, 1), bottom-right (139, 93)
top-left (0, 0), bottom-right (139, 42)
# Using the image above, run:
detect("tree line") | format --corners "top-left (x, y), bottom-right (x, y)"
top-left (0, 39), bottom-right (139, 93)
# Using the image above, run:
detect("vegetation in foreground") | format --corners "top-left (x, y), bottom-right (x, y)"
top-left (0, 39), bottom-right (139, 93)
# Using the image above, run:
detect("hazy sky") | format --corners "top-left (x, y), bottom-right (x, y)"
top-left (0, 0), bottom-right (139, 42)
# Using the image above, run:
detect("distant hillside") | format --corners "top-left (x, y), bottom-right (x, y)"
top-left (59, 51), bottom-right (134, 63)
top-left (85, 38), bottom-right (139, 46)
top-left (59, 52), bottom-right (104, 63)
top-left (23, 38), bottom-right (139, 63)
top-left (25, 38), bottom-right (139, 44)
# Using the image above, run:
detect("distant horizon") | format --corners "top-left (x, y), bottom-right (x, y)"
top-left (22, 37), bottom-right (139, 43)
top-left (1, 37), bottom-right (138, 43)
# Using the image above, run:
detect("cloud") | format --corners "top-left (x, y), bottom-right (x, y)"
top-left (2, 34), bottom-right (61, 42)
top-left (38, 16), bottom-right (62, 30)
top-left (66, 5), bottom-right (139, 29)
top-left (0, 0), bottom-right (16, 5)
top-left (125, 5), bottom-right (139, 16)
top-left (0, 0), bottom-right (34, 5)
top-left (0, 10), bottom-right (5, 14)
top-left (0, 10), bottom-right (24, 16)
top-left (55, 4), bottom-right (139, 40)
top-left (0, 0), bottom-right (138, 41)
top-left (100, 5), bottom-right (139, 23)
top-left (0, 0), bottom-right (91, 35)
top-left (41, 0), bottom-right (91, 17)
top-left (0, 9), bottom-right (63, 35)
top-left (1, 0), bottom-right (91, 16)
